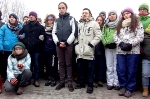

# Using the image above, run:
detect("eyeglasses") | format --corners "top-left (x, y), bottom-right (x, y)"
top-left (58, 7), bottom-right (65, 9)
top-left (139, 8), bottom-right (147, 11)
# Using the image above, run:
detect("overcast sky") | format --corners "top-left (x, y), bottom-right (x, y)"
top-left (23, 0), bottom-right (150, 22)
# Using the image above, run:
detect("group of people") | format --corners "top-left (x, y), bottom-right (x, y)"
top-left (0, 1), bottom-right (150, 98)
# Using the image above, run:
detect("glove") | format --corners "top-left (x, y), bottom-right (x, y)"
top-left (39, 35), bottom-right (44, 41)
top-left (105, 43), bottom-right (116, 49)
top-left (10, 78), bottom-right (18, 85)
top-left (18, 34), bottom-right (25, 39)
top-left (119, 42), bottom-right (132, 51)
top-left (17, 64), bottom-right (24, 69)
top-left (145, 24), bottom-right (150, 34)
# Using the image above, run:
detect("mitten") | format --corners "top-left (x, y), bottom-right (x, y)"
top-left (145, 24), bottom-right (150, 34)
top-left (39, 35), bottom-right (44, 41)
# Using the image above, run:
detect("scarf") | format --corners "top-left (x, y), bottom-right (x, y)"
top-left (106, 18), bottom-right (119, 28)
top-left (29, 20), bottom-right (38, 26)
top-left (7, 22), bottom-right (19, 31)
top-left (12, 49), bottom-right (28, 60)
top-left (139, 15), bottom-right (150, 21)
top-left (45, 25), bottom-right (53, 34)
top-left (122, 18), bottom-right (131, 27)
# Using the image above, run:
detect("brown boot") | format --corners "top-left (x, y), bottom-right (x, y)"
top-left (16, 87), bottom-right (24, 95)
top-left (142, 87), bottom-right (149, 97)
top-left (55, 83), bottom-right (65, 90)
top-left (34, 81), bottom-right (40, 87)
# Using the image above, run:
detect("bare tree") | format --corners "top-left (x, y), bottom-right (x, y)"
top-left (0, 0), bottom-right (29, 23)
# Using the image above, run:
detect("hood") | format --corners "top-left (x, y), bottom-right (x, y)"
top-left (44, 14), bottom-right (56, 26)
top-left (79, 17), bottom-right (95, 23)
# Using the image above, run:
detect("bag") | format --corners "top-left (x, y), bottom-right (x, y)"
top-left (119, 42), bottom-right (132, 51)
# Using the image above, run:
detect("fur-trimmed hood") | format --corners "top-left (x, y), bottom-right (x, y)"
top-left (44, 14), bottom-right (56, 26)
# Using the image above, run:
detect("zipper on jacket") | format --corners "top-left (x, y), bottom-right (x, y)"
top-left (61, 17), bottom-right (64, 42)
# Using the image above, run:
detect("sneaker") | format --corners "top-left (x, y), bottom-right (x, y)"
top-left (45, 80), bottom-right (51, 86)
top-left (55, 83), bottom-right (65, 90)
top-left (118, 87), bottom-right (126, 96)
top-left (51, 81), bottom-right (56, 87)
top-left (107, 85), bottom-right (113, 90)
top-left (68, 84), bottom-right (74, 92)
top-left (98, 81), bottom-right (103, 87)
top-left (124, 91), bottom-right (132, 98)
top-left (16, 87), bottom-right (24, 95)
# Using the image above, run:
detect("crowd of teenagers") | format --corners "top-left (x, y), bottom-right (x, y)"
top-left (0, 1), bottom-right (150, 98)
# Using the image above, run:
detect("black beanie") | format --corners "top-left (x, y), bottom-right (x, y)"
top-left (9, 13), bottom-right (18, 20)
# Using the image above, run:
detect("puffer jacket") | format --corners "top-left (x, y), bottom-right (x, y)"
top-left (0, 24), bottom-right (22, 51)
top-left (114, 23), bottom-right (144, 54)
top-left (74, 17), bottom-right (101, 60)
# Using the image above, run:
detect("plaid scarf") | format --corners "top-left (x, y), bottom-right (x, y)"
top-left (7, 22), bottom-right (19, 31)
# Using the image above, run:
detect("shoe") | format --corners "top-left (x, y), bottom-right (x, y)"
top-left (34, 81), bottom-right (40, 87)
top-left (45, 80), bottom-right (51, 86)
top-left (107, 85), bottom-right (113, 90)
top-left (55, 83), bottom-right (65, 90)
top-left (98, 81), bottom-right (103, 87)
top-left (142, 87), bottom-right (149, 97)
top-left (75, 83), bottom-right (85, 89)
top-left (114, 86), bottom-right (120, 90)
top-left (0, 76), bottom-right (2, 94)
top-left (26, 82), bottom-right (31, 86)
top-left (68, 84), bottom-right (74, 92)
top-left (86, 83), bottom-right (93, 94)
top-left (51, 81), bottom-right (56, 87)
top-left (93, 82), bottom-right (98, 88)
top-left (118, 87), bottom-right (126, 96)
top-left (124, 91), bottom-right (132, 98)
top-left (16, 87), bottom-right (24, 95)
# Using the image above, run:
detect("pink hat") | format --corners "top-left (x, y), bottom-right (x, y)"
top-left (122, 7), bottom-right (134, 15)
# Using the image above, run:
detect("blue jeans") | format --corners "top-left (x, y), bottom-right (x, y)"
top-left (117, 54), bottom-right (139, 92)
top-left (30, 53), bottom-right (40, 82)
top-left (94, 55), bottom-right (105, 82)
top-left (142, 59), bottom-right (150, 87)
top-left (77, 59), bottom-right (94, 84)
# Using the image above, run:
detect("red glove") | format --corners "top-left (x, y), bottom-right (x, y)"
top-left (17, 64), bottom-right (24, 69)
top-left (10, 78), bottom-right (18, 85)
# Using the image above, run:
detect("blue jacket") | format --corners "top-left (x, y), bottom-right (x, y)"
top-left (0, 24), bottom-right (22, 51)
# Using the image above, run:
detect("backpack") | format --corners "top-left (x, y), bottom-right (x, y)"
top-left (69, 16), bottom-right (78, 37)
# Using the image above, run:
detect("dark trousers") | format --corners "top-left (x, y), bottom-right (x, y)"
top-left (56, 44), bottom-right (73, 84)
top-left (0, 51), bottom-right (12, 80)
top-left (4, 69), bottom-right (32, 92)
top-left (117, 54), bottom-right (139, 92)
top-left (43, 51), bottom-right (58, 80)
top-left (94, 55), bottom-right (105, 82)
top-left (30, 53), bottom-right (40, 82)
top-left (77, 59), bottom-right (95, 84)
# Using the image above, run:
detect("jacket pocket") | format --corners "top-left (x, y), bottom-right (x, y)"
top-left (83, 44), bottom-right (94, 56)
top-left (75, 44), bottom-right (80, 55)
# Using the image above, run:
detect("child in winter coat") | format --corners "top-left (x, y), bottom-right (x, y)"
top-left (4, 42), bottom-right (32, 95)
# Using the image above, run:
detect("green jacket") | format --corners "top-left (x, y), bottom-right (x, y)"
top-left (102, 24), bottom-right (116, 46)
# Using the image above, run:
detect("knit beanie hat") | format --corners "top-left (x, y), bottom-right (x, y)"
top-left (9, 13), bottom-right (18, 20)
top-left (139, 3), bottom-right (149, 12)
top-left (99, 11), bottom-right (106, 16)
top-left (108, 10), bottom-right (117, 16)
top-left (121, 7), bottom-right (134, 15)
top-left (29, 11), bottom-right (37, 18)
top-left (13, 42), bottom-right (26, 50)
